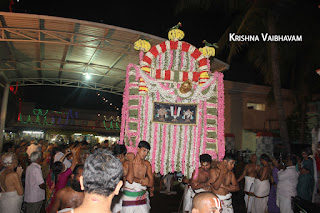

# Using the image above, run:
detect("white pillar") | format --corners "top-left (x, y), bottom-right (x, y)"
top-left (0, 84), bottom-right (10, 152)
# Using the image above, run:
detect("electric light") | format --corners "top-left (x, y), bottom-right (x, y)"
top-left (83, 73), bottom-right (91, 80)
top-left (22, 131), bottom-right (44, 134)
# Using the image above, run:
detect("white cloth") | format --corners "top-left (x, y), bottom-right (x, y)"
top-left (54, 152), bottom-right (71, 168)
top-left (183, 185), bottom-right (193, 213)
top-left (251, 179), bottom-right (270, 213)
top-left (183, 186), bottom-right (206, 212)
top-left (277, 166), bottom-right (299, 199)
top-left (244, 176), bottom-right (255, 213)
top-left (112, 189), bottom-right (123, 213)
top-left (58, 208), bottom-right (74, 213)
top-left (216, 193), bottom-right (233, 213)
top-left (120, 181), bottom-right (150, 213)
top-left (276, 193), bottom-right (293, 213)
top-left (0, 191), bottom-right (23, 213)
top-left (24, 162), bottom-right (45, 203)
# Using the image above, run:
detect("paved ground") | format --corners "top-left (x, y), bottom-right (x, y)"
top-left (150, 183), bottom-right (247, 213)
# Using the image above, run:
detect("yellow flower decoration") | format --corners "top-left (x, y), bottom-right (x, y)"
top-left (168, 22), bottom-right (184, 41)
top-left (199, 40), bottom-right (218, 58)
top-left (134, 39), bottom-right (151, 52)
top-left (199, 46), bottom-right (215, 58)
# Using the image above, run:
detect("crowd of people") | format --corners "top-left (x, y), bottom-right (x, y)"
top-left (0, 138), bottom-right (319, 213)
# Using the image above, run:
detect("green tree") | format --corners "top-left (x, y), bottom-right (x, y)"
top-left (176, 0), bottom-right (320, 150)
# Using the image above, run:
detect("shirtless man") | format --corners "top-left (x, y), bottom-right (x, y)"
top-left (111, 144), bottom-right (127, 213)
top-left (251, 154), bottom-right (271, 213)
top-left (237, 154), bottom-right (260, 212)
top-left (191, 154), bottom-right (212, 192)
top-left (121, 141), bottom-right (154, 213)
top-left (0, 153), bottom-right (23, 213)
top-left (192, 192), bottom-right (222, 213)
top-left (51, 165), bottom-right (84, 213)
top-left (208, 154), bottom-right (239, 213)
top-left (184, 154), bottom-right (212, 212)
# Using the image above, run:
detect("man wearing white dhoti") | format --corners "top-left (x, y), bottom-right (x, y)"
top-left (121, 141), bottom-right (154, 213)
top-left (0, 153), bottom-right (24, 213)
top-left (237, 154), bottom-right (260, 212)
top-left (251, 154), bottom-right (272, 213)
top-left (276, 155), bottom-right (299, 213)
top-left (121, 182), bottom-right (150, 213)
top-left (183, 154), bottom-right (212, 212)
top-left (208, 154), bottom-right (239, 213)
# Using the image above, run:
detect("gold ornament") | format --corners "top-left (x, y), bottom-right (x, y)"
top-left (179, 79), bottom-right (192, 94)
top-left (134, 39), bottom-right (151, 52)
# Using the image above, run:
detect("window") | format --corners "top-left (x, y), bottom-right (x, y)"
top-left (247, 103), bottom-right (265, 111)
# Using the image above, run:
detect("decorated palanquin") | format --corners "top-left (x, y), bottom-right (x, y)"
top-left (120, 23), bottom-right (225, 178)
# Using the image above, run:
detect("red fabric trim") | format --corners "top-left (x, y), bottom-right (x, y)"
top-left (183, 72), bottom-right (188, 81)
top-left (159, 42), bottom-right (167, 53)
top-left (122, 198), bottom-right (147, 206)
top-left (170, 40), bottom-right (178, 50)
top-left (143, 55), bottom-right (152, 65)
top-left (192, 72), bottom-right (200, 82)
top-left (156, 69), bottom-right (161, 79)
top-left (199, 58), bottom-right (207, 67)
top-left (191, 49), bottom-right (201, 60)
top-left (164, 70), bottom-right (171, 80)
top-left (181, 42), bottom-right (191, 52)
top-left (256, 132), bottom-right (273, 137)
top-left (225, 133), bottom-right (235, 137)
top-left (149, 46), bottom-right (159, 58)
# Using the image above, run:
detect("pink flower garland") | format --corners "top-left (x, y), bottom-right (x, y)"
top-left (152, 122), bottom-right (158, 172)
top-left (217, 72), bottom-right (225, 160)
top-left (171, 125), bottom-right (178, 173)
top-left (160, 124), bottom-right (167, 174)
top-left (142, 96), bottom-right (149, 141)
top-left (202, 101), bottom-right (208, 154)
top-left (120, 64), bottom-right (134, 144)
top-left (182, 125), bottom-right (188, 175)
top-left (194, 100), bottom-right (203, 179)
top-left (136, 96), bottom-right (142, 144)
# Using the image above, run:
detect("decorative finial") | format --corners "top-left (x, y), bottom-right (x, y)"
top-left (171, 22), bottom-right (182, 30)
top-left (168, 22), bottom-right (184, 41)
top-left (202, 40), bottom-right (219, 48)
top-left (199, 40), bottom-right (218, 58)
top-left (134, 39), bottom-right (151, 52)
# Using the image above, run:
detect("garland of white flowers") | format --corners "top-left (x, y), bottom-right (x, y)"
top-left (138, 67), bottom-right (217, 102)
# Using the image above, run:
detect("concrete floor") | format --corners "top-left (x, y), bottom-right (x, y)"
top-left (150, 183), bottom-right (247, 213)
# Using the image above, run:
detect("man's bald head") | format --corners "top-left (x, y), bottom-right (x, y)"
top-left (192, 192), bottom-right (221, 213)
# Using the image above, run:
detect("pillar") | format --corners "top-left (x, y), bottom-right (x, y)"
top-left (0, 84), bottom-right (10, 152)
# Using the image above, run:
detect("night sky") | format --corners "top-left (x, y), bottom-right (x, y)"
top-left (1, 0), bottom-right (319, 111)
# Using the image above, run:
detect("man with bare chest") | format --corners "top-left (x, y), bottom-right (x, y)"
top-left (184, 154), bottom-right (212, 212)
top-left (121, 141), bottom-right (153, 213)
top-left (237, 154), bottom-right (260, 212)
top-left (208, 154), bottom-right (239, 213)
top-left (251, 154), bottom-right (271, 213)
top-left (51, 165), bottom-right (84, 213)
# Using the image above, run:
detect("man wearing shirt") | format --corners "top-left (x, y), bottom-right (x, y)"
top-left (24, 151), bottom-right (46, 213)
top-left (276, 155), bottom-right (299, 213)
